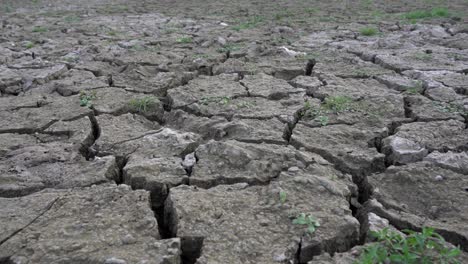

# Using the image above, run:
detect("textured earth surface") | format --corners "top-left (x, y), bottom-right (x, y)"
top-left (0, 0), bottom-right (467, 263)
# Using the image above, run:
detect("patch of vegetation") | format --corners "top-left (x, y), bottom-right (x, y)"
top-left (413, 52), bottom-right (433, 61)
top-left (79, 91), bottom-right (97, 108)
top-left (279, 190), bottom-right (287, 204)
top-left (217, 43), bottom-right (243, 53)
top-left (293, 213), bottom-right (320, 234)
top-left (232, 16), bottom-right (264, 31)
top-left (300, 96), bottom-right (359, 126)
top-left (322, 96), bottom-right (354, 113)
top-left (129, 96), bottom-right (158, 113)
top-left (402, 7), bottom-right (451, 20)
top-left (356, 227), bottom-right (461, 264)
top-left (405, 81), bottom-right (424, 94)
top-left (32, 26), bottom-right (48, 33)
top-left (24, 41), bottom-right (35, 49)
top-left (360, 27), bottom-right (379, 36)
top-left (433, 102), bottom-right (467, 115)
top-left (176, 36), bottom-right (193, 43)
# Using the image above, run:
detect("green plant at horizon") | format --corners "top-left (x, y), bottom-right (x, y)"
top-left (402, 7), bottom-right (451, 21)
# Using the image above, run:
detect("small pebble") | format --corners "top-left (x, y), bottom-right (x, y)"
top-left (435, 175), bottom-right (443, 181)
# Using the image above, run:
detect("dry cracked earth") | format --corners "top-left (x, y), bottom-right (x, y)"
top-left (1, 0), bottom-right (468, 263)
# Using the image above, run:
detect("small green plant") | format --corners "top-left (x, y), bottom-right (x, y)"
top-left (176, 37), bottom-right (193, 43)
top-left (322, 96), bottom-right (354, 113)
top-left (32, 26), bottom-right (48, 33)
top-left (232, 16), bottom-right (264, 31)
top-left (356, 227), bottom-right (461, 264)
top-left (316, 115), bottom-right (329, 126)
top-left (433, 102), bottom-right (467, 115)
top-left (406, 87), bottom-right (422, 95)
top-left (25, 41), bottom-right (35, 49)
top-left (360, 27), bottom-right (379, 36)
top-left (413, 52), bottom-right (432, 61)
top-left (293, 213), bottom-right (320, 234)
top-left (279, 190), bottom-right (287, 204)
top-left (406, 81), bottom-right (424, 94)
top-left (217, 43), bottom-right (243, 53)
top-left (79, 91), bottom-right (97, 108)
top-left (129, 96), bottom-right (157, 113)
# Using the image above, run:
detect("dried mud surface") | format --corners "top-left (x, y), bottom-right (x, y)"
top-left (0, 0), bottom-right (467, 263)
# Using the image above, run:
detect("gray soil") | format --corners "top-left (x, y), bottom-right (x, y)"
top-left (0, 0), bottom-right (467, 263)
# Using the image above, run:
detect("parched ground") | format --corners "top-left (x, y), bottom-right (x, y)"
top-left (0, 0), bottom-right (468, 263)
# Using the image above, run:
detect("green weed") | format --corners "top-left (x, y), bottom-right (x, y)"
top-left (413, 52), bottom-right (432, 61)
top-left (79, 91), bottom-right (97, 108)
top-left (25, 41), bottom-right (34, 49)
top-left (279, 190), bottom-right (287, 204)
top-left (129, 96), bottom-right (158, 113)
top-left (293, 213), bottom-right (320, 234)
top-left (32, 26), bottom-right (47, 33)
top-left (402, 7), bottom-right (451, 20)
top-left (217, 43), bottom-right (243, 53)
top-left (322, 96), bottom-right (354, 113)
top-left (360, 27), bottom-right (379, 36)
top-left (356, 227), bottom-right (461, 264)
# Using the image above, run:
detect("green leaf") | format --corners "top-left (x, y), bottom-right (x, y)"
top-left (279, 190), bottom-right (287, 204)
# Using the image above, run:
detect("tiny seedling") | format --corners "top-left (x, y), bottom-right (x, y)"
top-left (293, 213), bottom-right (320, 234)
top-left (279, 190), bottom-right (287, 204)
top-left (129, 96), bottom-right (157, 113)
top-left (360, 27), bottom-right (379, 36)
top-left (79, 91), bottom-right (97, 108)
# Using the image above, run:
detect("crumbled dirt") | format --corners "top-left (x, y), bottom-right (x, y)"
top-left (1, 0), bottom-right (467, 263)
